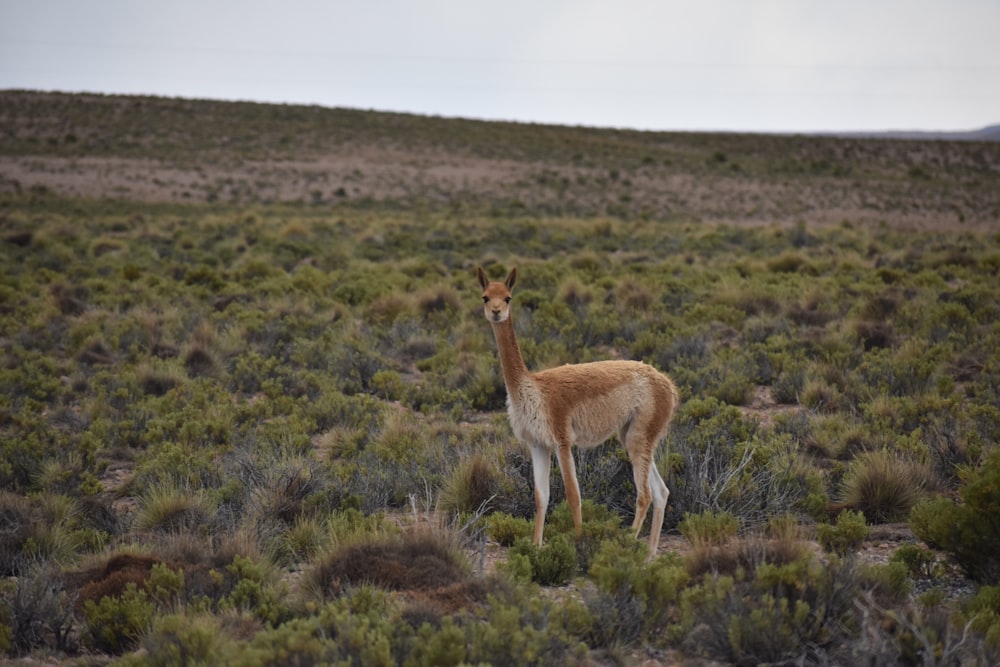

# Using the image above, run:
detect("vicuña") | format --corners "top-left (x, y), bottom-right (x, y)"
top-left (477, 267), bottom-right (679, 557)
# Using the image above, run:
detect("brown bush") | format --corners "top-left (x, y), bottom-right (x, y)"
top-left (309, 528), bottom-right (470, 598)
top-left (73, 554), bottom-right (162, 612)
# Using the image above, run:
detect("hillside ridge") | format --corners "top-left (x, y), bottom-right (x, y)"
top-left (2, 90), bottom-right (999, 230)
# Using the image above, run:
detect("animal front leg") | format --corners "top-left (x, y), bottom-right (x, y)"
top-left (529, 445), bottom-right (552, 545)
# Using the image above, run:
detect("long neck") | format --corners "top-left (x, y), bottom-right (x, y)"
top-left (490, 317), bottom-right (531, 395)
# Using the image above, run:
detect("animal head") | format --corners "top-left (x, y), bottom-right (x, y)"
top-left (477, 267), bottom-right (517, 323)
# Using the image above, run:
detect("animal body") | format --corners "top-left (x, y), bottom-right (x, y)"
top-left (477, 267), bottom-right (679, 557)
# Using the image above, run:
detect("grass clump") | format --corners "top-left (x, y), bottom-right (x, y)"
top-left (132, 484), bottom-right (215, 534)
top-left (305, 527), bottom-right (470, 600)
top-left (438, 453), bottom-right (503, 516)
top-left (839, 450), bottom-right (934, 523)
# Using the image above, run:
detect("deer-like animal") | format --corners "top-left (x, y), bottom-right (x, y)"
top-left (477, 267), bottom-right (679, 557)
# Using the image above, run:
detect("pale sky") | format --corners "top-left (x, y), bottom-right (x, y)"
top-left (1, 0), bottom-right (998, 133)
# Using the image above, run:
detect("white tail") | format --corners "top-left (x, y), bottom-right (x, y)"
top-left (477, 267), bottom-right (679, 557)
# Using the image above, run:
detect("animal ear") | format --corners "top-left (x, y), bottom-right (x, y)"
top-left (505, 268), bottom-right (517, 291)
top-left (476, 267), bottom-right (489, 290)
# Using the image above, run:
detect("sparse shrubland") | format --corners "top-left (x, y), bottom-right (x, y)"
top-left (2, 92), bottom-right (1000, 664)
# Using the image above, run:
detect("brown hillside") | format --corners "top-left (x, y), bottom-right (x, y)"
top-left (2, 90), bottom-right (999, 230)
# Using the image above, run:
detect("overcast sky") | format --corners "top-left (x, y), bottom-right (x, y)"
top-left (1, 0), bottom-right (998, 134)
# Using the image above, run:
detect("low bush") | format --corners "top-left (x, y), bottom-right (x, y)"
top-left (487, 512), bottom-right (532, 547)
top-left (853, 593), bottom-right (998, 666)
top-left (0, 563), bottom-right (75, 655)
top-left (665, 398), bottom-right (809, 528)
top-left (910, 449), bottom-right (1000, 584)
top-left (677, 555), bottom-right (860, 665)
top-left (508, 534), bottom-right (579, 587)
top-left (890, 543), bottom-right (944, 580)
top-left (817, 509), bottom-right (870, 556)
top-left (679, 510), bottom-right (739, 548)
top-left (129, 613), bottom-right (232, 667)
top-left (587, 540), bottom-right (689, 646)
top-left (81, 582), bottom-right (154, 654)
top-left (959, 585), bottom-right (1000, 650)
top-left (463, 584), bottom-right (593, 665)
top-left (547, 500), bottom-right (628, 571)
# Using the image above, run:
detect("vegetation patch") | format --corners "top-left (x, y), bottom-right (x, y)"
top-left (1, 92), bottom-right (999, 664)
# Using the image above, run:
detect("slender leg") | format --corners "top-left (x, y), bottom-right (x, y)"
top-left (647, 464), bottom-right (670, 558)
top-left (529, 445), bottom-right (552, 545)
top-left (556, 444), bottom-right (583, 534)
top-left (630, 457), bottom-right (652, 538)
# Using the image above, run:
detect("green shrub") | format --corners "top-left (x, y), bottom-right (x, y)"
top-left (463, 584), bottom-right (592, 665)
top-left (770, 360), bottom-right (806, 405)
top-left (861, 560), bottom-right (913, 603)
top-left (130, 613), bottom-right (233, 667)
top-left (666, 399), bottom-right (807, 528)
top-left (270, 515), bottom-right (327, 566)
top-left (587, 540), bottom-right (689, 645)
top-left (890, 543), bottom-right (942, 580)
top-left (237, 592), bottom-right (396, 667)
top-left (959, 585), bottom-right (1000, 649)
top-left (146, 562), bottom-right (186, 608)
top-left (487, 512), bottom-right (533, 547)
top-left (910, 449), bottom-right (1000, 583)
top-left (509, 534), bottom-right (578, 586)
top-left (679, 510), bottom-right (739, 548)
top-left (817, 509), bottom-right (870, 556)
top-left (547, 500), bottom-right (627, 571)
top-left (799, 377), bottom-right (843, 412)
top-left (82, 582), bottom-right (154, 654)
top-left (678, 555), bottom-right (859, 665)
top-left (498, 551), bottom-right (534, 583)
top-left (217, 555), bottom-right (289, 627)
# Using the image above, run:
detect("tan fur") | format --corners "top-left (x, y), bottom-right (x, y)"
top-left (477, 267), bottom-right (679, 557)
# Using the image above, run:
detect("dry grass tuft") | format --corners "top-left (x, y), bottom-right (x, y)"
top-left (840, 450), bottom-right (935, 523)
top-left (307, 527), bottom-right (470, 600)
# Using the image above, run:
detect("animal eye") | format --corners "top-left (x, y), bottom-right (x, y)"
top-left (504, 297), bottom-right (511, 303)
top-left (482, 296), bottom-right (489, 303)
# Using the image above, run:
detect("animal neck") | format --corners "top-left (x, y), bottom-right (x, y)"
top-left (490, 317), bottom-right (531, 395)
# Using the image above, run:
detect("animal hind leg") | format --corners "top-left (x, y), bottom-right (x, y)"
top-left (646, 464), bottom-right (669, 558)
top-left (630, 457), bottom-right (652, 538)
top-left (623, 423), bottom-right (653, 538)
top-left (555, 443), bottom-right (583, 534)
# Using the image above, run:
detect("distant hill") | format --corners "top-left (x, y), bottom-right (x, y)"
top-left (1, 90), bottom-right (999, 231)
top-left (832, 124), bottom-right (1000, 142)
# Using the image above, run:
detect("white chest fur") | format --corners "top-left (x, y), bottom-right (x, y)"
top-left (506, 380), bottom-right (555, 451)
